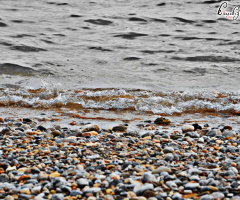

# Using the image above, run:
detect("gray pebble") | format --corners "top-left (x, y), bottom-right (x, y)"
top-left (51, 193), bottom-right (64, 200)
top-left (200, 194), bottom-right (214, 200)
top-left (70, 190), bottom-right (82, 196)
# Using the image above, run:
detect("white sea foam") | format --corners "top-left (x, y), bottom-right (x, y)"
top-left (0, 87), bottom-right (239, 115)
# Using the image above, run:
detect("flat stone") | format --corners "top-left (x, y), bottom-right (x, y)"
top-left (200, 194), bottom-right (214, 200)
top-left (70, 190), bottom-right (82, 196)
top-left (83, 187), bottom-right (101, 193)
top-left (152, 166), bottom-right (171, 174)
top-left (112, 125), bottom-right (127, 132)
top-left (184, 182), bottom-right (199, 190)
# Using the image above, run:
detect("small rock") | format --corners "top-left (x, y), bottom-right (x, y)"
top-left (70, 190), bottom-right (82, 196)
top-left (112, 125), bottom-right (127, 132)
top-left (5, 196), bottom-right (14, 200)
top-left (31, 186), bottom-right (42, 194)
top-left (134, 183), bottom-right (154, 196)
top-left (35, 193), bottom-right (45, 200)
top-left (192, 123), bottom-right (202, 131)
top-left (222, 130), bottom-right (236, 137)
top-left (142, 189), bottom-right (157, 198)
top-left (200, 194), bottom-right (214, 200)
top-left (185, 131), bottom-right (200, 138)
top-left (20, 188), bottom-right (31, 195)
top-left (171, 192), bottom-right (182, 200)
top-left (77, 178), bottom-right (89, 187)
top-left (182, 125), bottom-right (194, 132)
top-left (189, 175), bottom-right (200, 182)
top-left (51, 193), bottom-right (64, 200)
top-left (0, 174), bottom-right (9, 182)
top-left (211, 192), bottom-right (225, 199)
top-left (164, 153), bottom-right (173, 161)
top-left (184, 182), bottom-right (199, 190)
top-left (103, 195), bottom-right (114, 200)
top-left (127, 191), bottom-right (137, 198)
top-left (183, 190), bottom-right (192, 194)
top-left (142, 172), bottom-right (154, 183)
top-left (207, 129), bottom-right (222, 137)
top-left (148, 198), bottom-right (158, 200)
top-left (82, 124), bottom-right (100, 133)
top-left (152, 166), bottom-right (171, 174)
top-left (83, 187), bottom-right (101, 193)
top-left (51, 130), bottom-right (61, 137)
top-left (54, 125), bottom-right (61, 130)
top-left (163, 147), bottom-right (174, 153)
top-left (198, 138), bottom-right (204, 143)
top-left (6, 166), bottom-right (16, 173)
top-left (154, 117), bottom-right (171, 125)
top-left (18, 194), bottom-right (32, 200)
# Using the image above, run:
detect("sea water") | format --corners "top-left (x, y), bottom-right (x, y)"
top-left (0, 0), bottom-right (239, 116)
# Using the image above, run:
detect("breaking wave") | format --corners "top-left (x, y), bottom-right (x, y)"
top-left (0, 86), bottom-right (239, 116)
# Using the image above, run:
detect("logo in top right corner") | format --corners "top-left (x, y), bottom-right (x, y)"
top-left (217, 2), bottom-right (240, 20)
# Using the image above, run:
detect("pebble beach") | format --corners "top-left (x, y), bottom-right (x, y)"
top-left (0, 108), bottom-right (240, 200)
top-left (1, 0), bottom-right (240, 199)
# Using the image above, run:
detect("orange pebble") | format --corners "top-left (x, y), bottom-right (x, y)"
top-left (214, 146), bottom-right (221, 150)
top-left (224, 137), bottom-right (232, 140)
top-left (18, 175), bottom-right (31, 182)
top-left (192, 149), bottom-right (198, 153)
top-left (70, 121), bottom-right (76, 125)
top-left (106, 188), bottom-right (115, 195)
top-left (82, 132), bottom-right (91, 137)
top-left (72, 184), bottom-right (77, 190)
top-left (106, 165), bottom-right (115, 170)
top-left (0, 118), bottom-right (4, 123)
top-left (49, 172), bottom-right (61, 178)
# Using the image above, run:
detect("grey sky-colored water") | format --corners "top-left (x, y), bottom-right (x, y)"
top-left (0, 0), bottom-right (239, 92)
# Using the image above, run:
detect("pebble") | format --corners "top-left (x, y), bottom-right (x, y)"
top-left (70, 190), bottom-right (82, 196)
top-left (154, 117), bottom-right (171, 125)
top-left (31, 186), bottom-right (42, 194)
top-left (112, 125), bottom-right (127, 132)
top-left (152, 166), bottom-right (171, 174)
top-left (184, 182), bottom-right (199, 190)
top-left (20, 188), bottom-right (31, 194)
top-left (82, 124), bottom-right (100, 133)
top-left (134, 183), bottom-right (154, 196)
top-left (51, 130), bottom-right (61, 137)
top-left (182, 124), bottom-right (194, 132)
top-left (211, 192), bottom-right (225, 199)
top-left (163, 147), bottom-right (174, 153)
top-left (0, 116), bottom-right (238, 200)
top-left (200, 194), bottom-right (214, 200)
top-left (83, 186), bottom-right (101, 193)
top-left (51, 193), bottom-right (64, 200)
